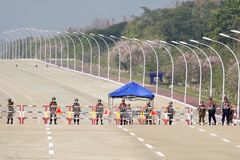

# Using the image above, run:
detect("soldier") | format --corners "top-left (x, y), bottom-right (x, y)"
top-left (166, 102), bottom-right (175, 125)
top-left (95, 99), bottom-right (104, 125)
top-left (145, 101), bottom-right (153, 125)
top-left (49, 97), bottom-right (58, 125)
top-left (222, 101), bottom-right (230, 125)
top-left (119, 99), bottom-right (127, 125)
top-left (72, 98), bottom-right (81, 125)
top-left (208, 97), bottom-right (217, 125)
top-left (198, 101), bottom-right (206, 125)
top-left (7, 98), bottom-right (15, 124)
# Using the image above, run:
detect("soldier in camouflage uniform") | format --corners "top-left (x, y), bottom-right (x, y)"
top-left (72, 98), bottom-right (81, 125)
top-left (95, 99), bottom-right (104, 125)
top-left (119, 99), bottom-right (127, 125)
top-left (7, 98), bottom-right (15, 124)
top-left (49, 97), bottom-right (58, 125)
top-left (145, 102), bottom-right (153, 125)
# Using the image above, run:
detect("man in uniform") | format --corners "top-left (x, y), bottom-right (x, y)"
top-left (198, 101), bottom-right (206, 125)
top-left (49, 97), bottom-right (58, 125)
top-left (119, 99), bottom-right (127, 125)
top-left (7, 98), bottom-right (15, 124)
top-left (166, 102), bottom-right (175, 125)
top-left (95, 99), bottom-right (104, 125)
top-left (145, 101), bottom-right (153, 125)
top-left (72, 98), bottom-right (81, 125)
top-left (208, 97), bottom-right (217, 125)
top-left (222, 100), bottom-right (230, 125)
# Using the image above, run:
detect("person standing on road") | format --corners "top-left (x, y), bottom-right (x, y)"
top-left (119, 99), bottom-right (127, 125)
top-left (7, 98), bottom-right (15, 124)
top-left (208, 97), bottom-right (217, 125)
top-left (95, 99), bottom-right (104, 125)
top-left (198, 101), bottom-right (206, 125)
top-left (222, 100), bottom-right (230, 126)
top-left (72, 98), bottom-right (81, 125)
top-left (145, 101), bottom-right (153, 125)
top-left (49, 97), bottom-right (58, 125)
top-left (166, 102), bottom-right (175, 125)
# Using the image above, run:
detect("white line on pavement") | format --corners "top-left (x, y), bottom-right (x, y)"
top-left (49, 143), bottom-right (54, 148)
top-left (48, 136), bottom-right (52, 140)
top-left (156, 151), bottom-right (165, 157)
top-left (236, 145), bottom-right (240, 148)
top-left (123, 128), bottom-right (128, 132)
top-left (137, 137), bottom-right (144, 142)
top-left (47, 131), bottom-right (52, 135)
top-left (49, 150), bottom-right (54, 155)
top-left (222, 138), bottom-right (231, 143)
top-left (129, 132), bottom-right (135, 136)
top-left (210, 133), bottom-right (217, 137)
top-left (46, 127), bottom-right (50, 131)
top-left (145, 144), bottom-right (154, 149)
top-left (117, 125), bottom-right (122, 128)
top-left (189, 126), bottom-right (195, 128)
top-left (198, 128), bottom-right (205, 132)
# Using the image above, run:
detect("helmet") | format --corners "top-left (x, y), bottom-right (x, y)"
top-left (75, 98), bottom-right (78, 102)
top-left (98, 99), bottom-right (102, 103)
top-left (8, 98), bottom-right (12, 103)
top-left (52, 97), bottom-right (56, 101)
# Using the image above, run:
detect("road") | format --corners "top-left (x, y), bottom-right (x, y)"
top-left (0, 60), bottom-right (239, 160)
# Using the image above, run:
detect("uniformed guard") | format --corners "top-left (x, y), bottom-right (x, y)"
top-left (145, 102), bottom-right (153, 125)
top-left (208, 97), bottom-right (217, 125)
top-left (95, 99), bottom-right (104, 125)
top-left (7, 98), bottom-right (15, 124)
top-left (119, 99), bottom-right (127, 125)
top-left (222, 100), bottom-right (230, 125)
top-left (49, 97), bottom-right (58, 125)
top-left (72, 98), bottom-right (81, 125)
top-left (166, 102), bottom-right (175, 125)
top-left (198, 101), bottom-right (206, 125)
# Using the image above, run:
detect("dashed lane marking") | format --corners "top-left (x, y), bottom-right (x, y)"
top-left (129, 132), bottom-right (135, 136)
top-left (47, 131), bottom-right (52, 135)
top-left (123, 128), bottom-right (128, 132)
top-left (145, 144), bottom-right (154, 149)
top-left (198, 128), bottom-right (205, 132)
top-left (210, 133), bottom-right (217, 137)
top-left (156, 151), bottom-right (165, 157)
top-left (222, 138), bottom-right (231, 143)
top-left (117, 125), bottom-right (122, 128)
top-left (49, 143), bottom-right (54, 148)
top-left (137, 137), bottom-right (144, 142)
top-left (236, 145), bottom-right (240, 148)
top-left (49, 150), bottom-right (54, 155)
top-left (48, 136), bottom-right (52, 140)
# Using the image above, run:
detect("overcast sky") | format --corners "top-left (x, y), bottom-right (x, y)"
top-left (0, 0), bottom-right (185, 32)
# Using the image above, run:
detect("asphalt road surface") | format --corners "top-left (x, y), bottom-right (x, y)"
top-left (0, 60), bottom-right (239, 160)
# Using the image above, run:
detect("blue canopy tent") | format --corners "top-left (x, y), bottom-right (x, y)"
top-left (108, 82), bottom-right (155, 105)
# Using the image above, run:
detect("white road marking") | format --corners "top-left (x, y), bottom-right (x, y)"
top-left (129, 132), bottom-right (135, 136)
top-left (49, 150), bottom-right (54, 155)
top-left (198, 128), bottom-right (205, 132)
top-left (236, 145), bottom-right (240, 148)
top-left (189, 125), bottom-right (195, 128)
top-left (47, 131), bottom-right (52, 135)
top-left (222, 138), bottom-right (231, 143)
top-left (156, 151), bottom-right (165, 157)
top-left (46, 127), bottom-right (50, 131)
top-left (117, 125), bottom-right (122, 128)
top-left (48, 136), bottom-right (52, 140)
top-left (49, 143), bottom-right (54, 148)
top-left (123, 128), bottom-right (128, 132)
top-left (137, 137), bottom-right (144, 142)
top-left (145, 144), bottom-right (154, 149)
top-left (210, 133), bottom-right (217, 137)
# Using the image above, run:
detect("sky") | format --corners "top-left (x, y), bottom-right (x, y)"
top-left (0, 0), bottom-right (185, 32)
